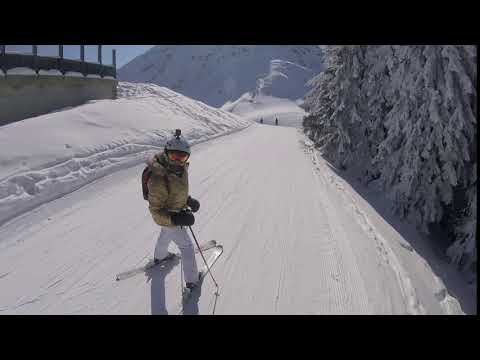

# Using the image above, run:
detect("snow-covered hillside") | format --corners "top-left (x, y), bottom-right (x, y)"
top-left (255, 59), bottom-right (318, 100)
top-left (220, 58), bottom-right (318, 128)
top-left (222, 93), bottom-right (306, 128)
top-left (0, 82), bottom-right (250, 226)
top-left (118, 45), bottom-right (323, 108)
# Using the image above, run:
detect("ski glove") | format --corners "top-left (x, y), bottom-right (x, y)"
top-left (170, 210), bottom-right (195, 227)
top-left (187, 196), bottom-right (200, 213)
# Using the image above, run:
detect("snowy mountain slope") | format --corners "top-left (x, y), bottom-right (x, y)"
top-left (0, 82), bottom-right (250, 226)
top-left (222, 93), bottom-right (306, 128)
top-left (220, 58), bottom-right (316, 128)
top-left (255, 59), bottom-right (317, 100)
top-left (0, 125), bottom-right (473, 314)
top-left (118, 45), bottom-right (323, 107)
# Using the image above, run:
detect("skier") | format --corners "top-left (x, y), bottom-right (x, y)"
top-left (145, 129), bottom-right (202, 290)
top-left (260, 118), bottom-right (263, 124)
top-left (275, 117), bottom-right (278, 126)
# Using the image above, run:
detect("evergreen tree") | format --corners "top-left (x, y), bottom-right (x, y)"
top-left (303, 46), bottom-right (369, 170)
top-left (303, 45), bottom-right (477, 279)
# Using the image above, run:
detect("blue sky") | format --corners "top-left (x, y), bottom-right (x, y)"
top-left (4, 45), bottom-right (155, 68)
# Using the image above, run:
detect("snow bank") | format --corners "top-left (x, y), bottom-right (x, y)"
top-left (6, 67), bottom-right (37, 75)
top-left (64, 71), bottom-right (84, 78)
top-left (38, 69), bottom-right (63, 76)
top-left (0, 82), bottom-right (251, 225)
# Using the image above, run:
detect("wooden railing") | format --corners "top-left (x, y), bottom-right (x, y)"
top-left (0, 45), bottom-right (117, 78)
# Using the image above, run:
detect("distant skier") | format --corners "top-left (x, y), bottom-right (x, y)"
top-left (275, 118), bottom-right (278, 126)
top-left (260, 118), bottom-right (263, 124)
top-left (144, 129), bottom-right (201, 290)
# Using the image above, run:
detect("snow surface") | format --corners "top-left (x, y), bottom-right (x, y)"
top-left (0, 82), bottom-right (250, 226)
top-left (64, 71), bottom-right (84, 78)
top-left (0, 125), bottom-right (473, 314)
top-left (0, 81), bottom-right (474, 315)
top-left (216, 55), bottom-right (316, 127)
top-left (256, 59), bottom-right (316, 99)
top-left (222, 93), bottom-right (306, 128)
top-left (5, 67), bottom-right (37, 75)
top-left (38, 69), bottom-right (63, 76)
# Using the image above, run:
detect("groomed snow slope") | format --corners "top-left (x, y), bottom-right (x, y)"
top-left (222, 93), bottom-right (306, 128)
top-left (0, 82), bottom-right (250, 226)
top-left (0, 125), bottom-right (473, 314)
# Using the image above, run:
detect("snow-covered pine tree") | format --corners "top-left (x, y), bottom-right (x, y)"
top-left (441, 45), bottom-right (477, 280)
top-left (303, 45), bottom-right (477, 279)
top-left (360, 45), bottom-right (397, 183)
top-left (373, 45), bottom-right (439, 228)
top-left (372, 45), bottom-right (476, 278)
top-left (303, 46), bottom-right (369, 170)
top-left (302, 57), bottom-right (337, 154)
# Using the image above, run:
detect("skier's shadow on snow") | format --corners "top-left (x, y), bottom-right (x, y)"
top-left (145, 257), bottom-right (180, 315)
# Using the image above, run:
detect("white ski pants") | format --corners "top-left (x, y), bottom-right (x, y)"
top-left (154, 226), bottom-right (199, 284)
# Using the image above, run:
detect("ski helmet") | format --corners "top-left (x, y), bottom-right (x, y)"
top-left (164, 129), bottom-right (190, 155)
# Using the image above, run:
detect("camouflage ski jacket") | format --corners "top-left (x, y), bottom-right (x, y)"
top-left (147, 152), bottom-right (189, 227)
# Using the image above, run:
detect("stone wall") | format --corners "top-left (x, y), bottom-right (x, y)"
top-left (0, 75), bottom-right (118, 126)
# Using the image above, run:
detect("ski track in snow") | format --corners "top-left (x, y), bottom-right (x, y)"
top-left (308, 148), bottom-right (425, 314)
top-left (304, 139), bottom-right (466, 315)
top-left (0, 125), bottom-right (468, 314)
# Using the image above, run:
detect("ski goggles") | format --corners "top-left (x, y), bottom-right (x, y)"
top-left (167, 150), bottom-right (189, 163)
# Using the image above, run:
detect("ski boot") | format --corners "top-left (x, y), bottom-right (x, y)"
top-left (185, 271), bottom-right (203, 290)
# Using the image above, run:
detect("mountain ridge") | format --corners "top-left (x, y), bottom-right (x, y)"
top-left (118, 45), bottom-right (324, 107)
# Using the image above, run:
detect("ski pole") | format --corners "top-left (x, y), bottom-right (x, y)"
top-left (188, 225), bottom-right (219, 291)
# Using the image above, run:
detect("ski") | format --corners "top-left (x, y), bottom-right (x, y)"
top-left (115, 240), bottom-right (217, 281)
top-left (180, 244), bottom-right (224, 309)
